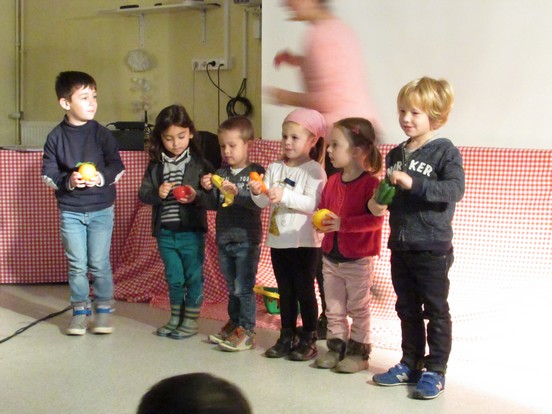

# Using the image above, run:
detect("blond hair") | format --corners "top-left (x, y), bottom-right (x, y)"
top-left (397, 77), bottom-right (454, 129)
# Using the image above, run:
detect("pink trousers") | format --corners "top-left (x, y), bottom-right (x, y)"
top-left (322, 256), bottom-right (374, 344)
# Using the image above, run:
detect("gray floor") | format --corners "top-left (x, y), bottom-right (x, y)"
top-left (0, 284), bottom-right (547, 414)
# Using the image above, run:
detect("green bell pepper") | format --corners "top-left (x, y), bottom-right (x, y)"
top-left (374, 179), bottom-right (396, 205)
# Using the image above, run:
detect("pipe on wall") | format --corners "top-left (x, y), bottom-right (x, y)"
top-left (10, 0), bottom-right (24, 144)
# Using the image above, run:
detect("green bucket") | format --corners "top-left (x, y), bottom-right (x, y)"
top-left (253, 286), bottom-right (281, 315)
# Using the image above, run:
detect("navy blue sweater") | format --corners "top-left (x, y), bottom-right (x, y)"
top-left (42, 118), bottom-right (125, 212)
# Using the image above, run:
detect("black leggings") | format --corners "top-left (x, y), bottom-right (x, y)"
top-left (270, 247), bottom-right (320, 332)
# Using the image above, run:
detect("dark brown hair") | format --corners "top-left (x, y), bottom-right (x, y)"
top-left (146, 104), bottom-right (199, 162)
top-left (333, 117), bottom-right (382, 175)
top-left (137, 373), bottom-right (252, 414)
top-left (55, 71), bottom-right (96, 101)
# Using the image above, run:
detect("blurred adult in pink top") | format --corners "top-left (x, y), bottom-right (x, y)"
top-left (267, 0), bottom-right (380, 338)
top-left (267, 0), bottom-right (379, 134)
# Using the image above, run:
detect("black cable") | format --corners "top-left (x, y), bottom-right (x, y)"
top-left (226, 78), bottom-right (253, 117)
top-left (205, 63), bottom-right (232, 98)
top-left (204, 64), bottom-right (253, 119)
top-left (0, 305), bottom-right (72, 344)
top-left (217, 64), bottom-right (222, 125)
top-left (226, 95), bottom-right (253, 117)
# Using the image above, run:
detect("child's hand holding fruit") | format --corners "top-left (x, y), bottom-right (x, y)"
top-left (159, 182), bottom-right (175, 199)
top-left (72, 162), bottom-right (100, 188)
top-left (173, 185), bottom-right (196, 203)
top-left (248, 172), bottom-right (267, 195)
top-left (312, 208), bottom-right (340, 233)
top-left (200, 174), bottom-right (213, 191)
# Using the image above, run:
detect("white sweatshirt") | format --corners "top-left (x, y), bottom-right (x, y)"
top-left (252, 159), bottom-right (326, 249)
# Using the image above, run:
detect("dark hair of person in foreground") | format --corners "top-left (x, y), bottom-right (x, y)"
top-left (137, 372), bottom-right (252, 414)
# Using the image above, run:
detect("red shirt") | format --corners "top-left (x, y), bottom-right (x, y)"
top-left (319, 172), bottom-right (383, 259)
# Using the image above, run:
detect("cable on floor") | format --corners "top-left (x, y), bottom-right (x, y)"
top-left (0, 305), bottom-right (72, 344)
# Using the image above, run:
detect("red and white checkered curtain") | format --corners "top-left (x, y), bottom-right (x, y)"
top-left (1, 143), bottom-right (550, 350)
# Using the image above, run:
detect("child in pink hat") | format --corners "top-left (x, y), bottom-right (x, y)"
top-left (250, 108), bottom-right (327, 361)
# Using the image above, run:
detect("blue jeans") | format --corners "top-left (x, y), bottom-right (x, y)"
top-left (218, 242), bottom-right (260, 331)
top-left (157, 229), bottom-right (205, 308)
top-left (60, 206), bottom-right (114, 304)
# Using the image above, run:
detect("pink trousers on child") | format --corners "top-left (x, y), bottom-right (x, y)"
top-left (322, 256), bottom-right (375, 344)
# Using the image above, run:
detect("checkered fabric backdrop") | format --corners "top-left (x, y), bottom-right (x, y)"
top-left (0, 150), bottom-right (148, 284)
top-left (1, 143), bottom-right (550, 350)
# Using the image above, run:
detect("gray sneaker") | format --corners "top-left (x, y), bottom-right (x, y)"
top-left (66, 304), bottom-right (91, 336)
top-left (208, 320), bottom-right (238, 344)
top-left (91, 303), bottom-right (114, 334)
top-left (219, 327), bottom-right (256, 352)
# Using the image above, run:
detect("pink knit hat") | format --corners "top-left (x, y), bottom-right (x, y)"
top-left (283, 108), bottom-right (326, 139)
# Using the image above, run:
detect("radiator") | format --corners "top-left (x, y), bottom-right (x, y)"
top-left (20, 121), bottom-right (58, 147)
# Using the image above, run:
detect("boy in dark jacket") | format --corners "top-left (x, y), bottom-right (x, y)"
top-left (200, 116), bottom-right (264, 352)
top-left (369, 77), bottom-right (464, 400)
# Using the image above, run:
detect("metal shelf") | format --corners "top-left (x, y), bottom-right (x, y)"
top-left (98, 2), bottom-right (220, 16)
top-left (98, 2), bottom-right (221, 44)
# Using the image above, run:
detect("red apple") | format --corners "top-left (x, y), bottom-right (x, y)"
top-left (173, 185), bottom-right (193, 200)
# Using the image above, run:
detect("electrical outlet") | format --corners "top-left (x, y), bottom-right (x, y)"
top-left (192, 58), bottom-right (228, 71)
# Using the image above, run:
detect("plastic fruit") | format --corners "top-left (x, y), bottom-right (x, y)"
top-left (211, 174), bottom-right (234, 207)
top-left (312, 208), bottom-right (332, 230)
top-left (374, 179), bottom-right (396, 205)
top-left (77, 163), bottom-right (96, 181)
top-left (249, 171), bottom-right (267, 193)
top-left (173, 185), bottom-right (193, 201)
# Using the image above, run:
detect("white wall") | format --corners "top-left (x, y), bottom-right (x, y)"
top-left (262, 0), bottom-right (552, 149)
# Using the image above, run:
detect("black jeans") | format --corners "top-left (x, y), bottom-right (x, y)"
top-left (270, 247), bottom-right (320, 332)
top-left (390, 249), bottom-right (454, 373)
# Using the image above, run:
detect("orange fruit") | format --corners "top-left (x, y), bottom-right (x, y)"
top-left (312, 208), bottom-right (332, 230)
top-left (78, 163), bottom-right (96, 181)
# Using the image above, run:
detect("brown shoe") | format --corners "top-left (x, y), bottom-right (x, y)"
top-left (315, 338), bottom-right (346, 368)
top-left (335, 339), bottom-right (371, 373)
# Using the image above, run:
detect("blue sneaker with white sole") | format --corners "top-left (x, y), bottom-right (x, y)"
top-left (412, 371), bottom-right (445, 399)
top-left (372, 363), bottom-right (421, 386)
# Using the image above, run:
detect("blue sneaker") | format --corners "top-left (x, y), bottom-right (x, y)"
top-left (412, 371), bottom-right (445, 399)
top-left (372, 363), bottom-right (421, 386)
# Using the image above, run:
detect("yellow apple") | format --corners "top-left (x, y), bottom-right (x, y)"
top-left (312, 208), bottom-right (332, 230)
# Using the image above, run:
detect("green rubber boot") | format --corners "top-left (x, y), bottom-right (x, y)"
top-left (156, 304), bottom-right (183, 337)
top-left (169, 307), bottom-right (200, 339)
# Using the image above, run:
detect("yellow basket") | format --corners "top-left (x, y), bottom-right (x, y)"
top-left (253, 285), bottom-right (280, 315)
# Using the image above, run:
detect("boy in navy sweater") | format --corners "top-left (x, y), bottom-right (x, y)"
top-left (42, 71), bottom-right (125, 335)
